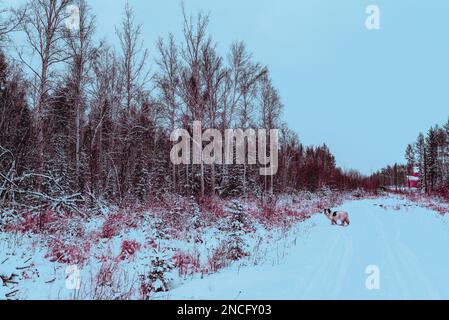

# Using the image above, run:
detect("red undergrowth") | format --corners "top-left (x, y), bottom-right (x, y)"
top-left (45, 239), bottom-right (91, 265)
top-left (173, 251), bottom-right (202, 276)
top-left (119, 240), bottom-right (141, 261)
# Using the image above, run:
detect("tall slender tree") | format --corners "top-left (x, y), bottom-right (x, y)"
top-left (64, 0), bottom-right (95, 190)
top-left (18, 0), bottom-right (72, 189)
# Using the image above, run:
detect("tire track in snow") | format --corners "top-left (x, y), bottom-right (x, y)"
top-left (369, 206), bottom-right (440, 299)
top-left (393, 235), bottom-right (440, 299)
top-left (295, 227), bottom-right (353, 299)
top-left (330, 230), bottom-right (353, 299)
top-left (294, 228), bottom-right (342, 298)
top-left (370, 208), bottom-right (410, 299)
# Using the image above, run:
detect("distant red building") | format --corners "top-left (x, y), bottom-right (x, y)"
top-left (407, 166), bottom-right (420, 189)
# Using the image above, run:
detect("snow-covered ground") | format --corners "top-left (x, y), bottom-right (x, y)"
top-left (166, 197), bottom-right (449, 300)
top-left (2, 195), bottom-right (449, 300)
top-left (0, 192), bottom-right (337, 300)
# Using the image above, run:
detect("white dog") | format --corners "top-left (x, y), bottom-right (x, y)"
top-left (324, 209), bottom-right (350, 226)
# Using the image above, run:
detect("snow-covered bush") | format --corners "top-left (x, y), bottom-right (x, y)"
top-left (0, 208), bottom-right (21, 230)
top-left (150, 215), bottom-right (171, 240)
top-left (223, 200), bottom-right (251, 261)
top-left (139, 249), bottom-right (175, 299)
top-left (351, 188), bottom-right (367, 199)
top-left (206, 201), bottom-right (254, 271)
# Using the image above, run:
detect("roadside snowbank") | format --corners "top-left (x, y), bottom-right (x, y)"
top-left (0, 191), bottom-right (346, 300)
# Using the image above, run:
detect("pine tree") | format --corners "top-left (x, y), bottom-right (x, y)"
top-left (0, 51), bottom-right (33, 206)
top-left (0, 52), bottom-right (32, 174)
top-left (426, 127), bottom-right (439, 192)
top-left (443, 119), bottom-right (449, 187)
top-left (226, 200), bottom-right (249, 260)
top-left (415, 133), bottom-right (427, 192)
top-left (405, 144), bottom-right (415, 174)
top-left (436, 127), bottom-right (447, 188)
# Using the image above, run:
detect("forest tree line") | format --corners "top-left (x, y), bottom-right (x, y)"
top-left (0, 0), bottom-right (381, 212)
top-left (404, 119), bottom-right (449, 195)
top-left (370, 119), bottom-right (449, 195)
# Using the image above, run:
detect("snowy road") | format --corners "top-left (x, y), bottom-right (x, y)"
top-left (168, 197), bottom-right (449, 300)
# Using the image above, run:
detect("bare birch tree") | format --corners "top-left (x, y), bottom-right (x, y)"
top-left (116, 2), bottom-right (149, 113)
top-left (156, 33), bottom-right (180, 191)
top-left (63, 0), bottom-right (95, 190)
top-left (1, 1), bottom-right (26, 46)
top-left (18, 0), bottom-right (72, 188)
top-left (179, 6), bottom-right (210, 197)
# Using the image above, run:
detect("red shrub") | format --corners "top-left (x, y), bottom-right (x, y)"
top-left (255, 201), bottom-right (284, 229)
top-left (139, 196), bottom-right (167, 211)
top-left (101, 219), bottom-right (119, 239)
top-left (207, 245), bottom-right (229, 273)
top-left (139, 276), bottom-right (151, 300)
top-left (45, 239), bottom-right (90, 265)
top-left (199, 196), bottom-right (226, 218)
top-left (96, 261), bottom-right (119, 287)
top-left (173, 251), bottom-right (202, 276)
top-left (261, 200), bottom-right (278, 220)
top-left (398, 191), bottom-right (449, 215)
top-left (8, 209), bottom-right (59, 234)
top-left (428, 204), bottom-right (448, 215)
top-left (100, 209), bottom-right (144, 239)
top-left (206, 241), bottom-right (248, 273)
top-left (437, 187), bottom-right (449, 201)
top-left (146, 238), bottom-right (159, 250)
top-left (119, 240), bottom-right (141, 261)
top-left (285, 208), bottom-right (309, 222)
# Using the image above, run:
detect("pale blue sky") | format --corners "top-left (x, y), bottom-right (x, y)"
top-left (7, 0), bottom-right (449, 174)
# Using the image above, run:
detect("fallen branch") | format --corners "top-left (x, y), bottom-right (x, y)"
top-left (16, 265), bottom-right (31, 270)
top-left (5, 290), bottom-right (19, 298)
